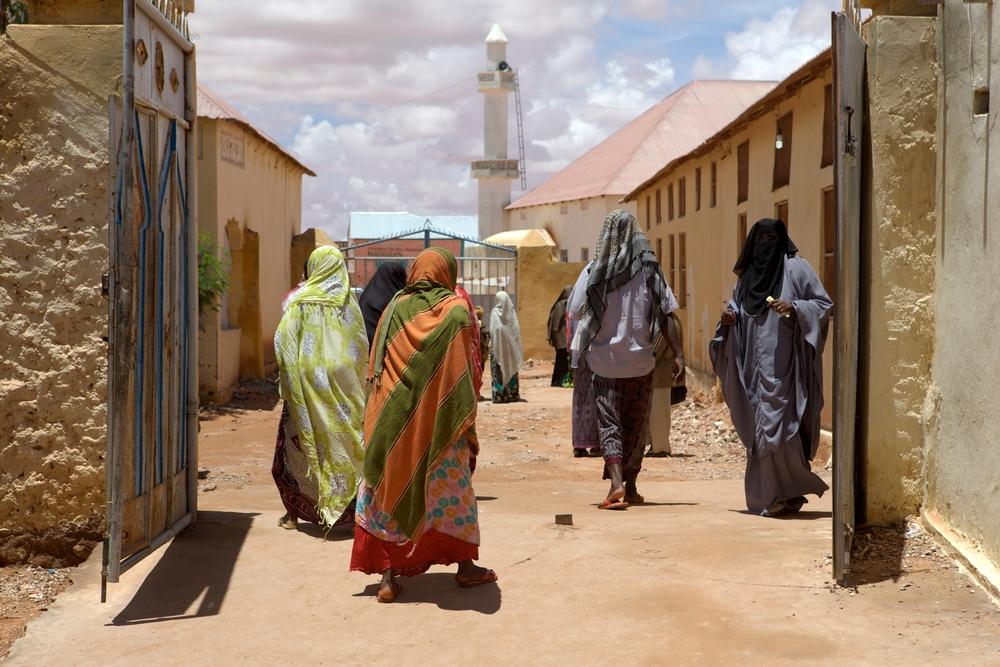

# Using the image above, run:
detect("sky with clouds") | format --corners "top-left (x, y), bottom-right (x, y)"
top-left (190, 0), bottom-right (840, 240)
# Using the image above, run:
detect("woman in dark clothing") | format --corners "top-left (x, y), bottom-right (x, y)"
top-left (547, 286), bottom-right (572, 387)
top-left (358, 262), bottom-right (408, 344)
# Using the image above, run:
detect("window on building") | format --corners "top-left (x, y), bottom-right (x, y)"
top-left (775, 200), bottom-right (789, 228)
top-left (668, 234), bottom-right (676, 289)
top-left (656, 237), bottom-right (663, 264)
top-left (695, 167), bottom-right (702, 211)
top-left (668, 182), bottom-right (675, 221)
top-left (560, 248), bottom-right (568, 262)
top-left (737, 141), bottom-right (749, 204)
top-left (678, 177), bottom-right (687, 218)
top-left (581, 247), bottom-right (590, 262)
top-left (644, 195), bottom-right (651, 230)
top-left (822, 187), bottom-right (836, 303)
top-left (821, 84), bottom-right (834, 168)
top-left (678, 233), bottom-right (687, 309)
top-left (655, 189), bottom-right (662, 224)
top-left (737, 213), bottom-right (748, 254)
top-left (581, 198), bottom-right (589, 210)
top-left (710, 161), bottom-right (718, 208)
top-left (773, 113), bottom-right (793, 190)
top-left (520, 210), bottom-right (527, 221)
top-left (560, 203), bottom-right (568, 215)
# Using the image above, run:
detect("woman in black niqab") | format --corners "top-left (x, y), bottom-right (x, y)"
top-left (358, 262), bottom-right (408, 344)
top-left (733, 218), bottom-right (799, 317)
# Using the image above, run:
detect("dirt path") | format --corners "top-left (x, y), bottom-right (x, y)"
top-left (6, 367), bottom-right (1000, 665)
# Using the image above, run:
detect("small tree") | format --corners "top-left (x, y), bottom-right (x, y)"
top-left (197, 233), bottom-right (231, 315)
top-left (1, 1), bottom-right (29, 32)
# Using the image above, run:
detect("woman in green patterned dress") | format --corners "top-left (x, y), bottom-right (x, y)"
top-left (272, 245), bottom-right (369, 530)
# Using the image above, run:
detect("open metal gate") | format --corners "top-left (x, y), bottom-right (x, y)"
top-left (832, 9), bottom-right (866, 585)
top-left (103, 0), bottom-right (197, 599)
top-left (345, 220), bottom-right (518, 312)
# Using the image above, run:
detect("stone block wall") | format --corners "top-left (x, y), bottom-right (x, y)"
top-left (0, 25), bottom-right (121, 565)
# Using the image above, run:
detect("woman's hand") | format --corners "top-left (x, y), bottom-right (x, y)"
top-left (673, 354), bottom-right (686, 384)
top-left (720, 308), bottom-right (736, 327)
top-left (768, 299), bottom-right (795, 317)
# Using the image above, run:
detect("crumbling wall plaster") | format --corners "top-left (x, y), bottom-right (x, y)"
top-left (860, 17), bottom-right (937, 523)
top-left (0, 25), bottom-right (121, 565)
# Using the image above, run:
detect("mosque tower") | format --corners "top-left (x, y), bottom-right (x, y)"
top-left (471, 23), bottom-right (519, 240)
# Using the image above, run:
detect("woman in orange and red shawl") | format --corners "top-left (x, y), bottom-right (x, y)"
top-left (350, 247), bottom-right (498, 603)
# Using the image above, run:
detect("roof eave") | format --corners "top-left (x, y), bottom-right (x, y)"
top-left (622, 49), bottom-right (833, 203)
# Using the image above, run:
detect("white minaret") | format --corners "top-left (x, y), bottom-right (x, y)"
top-left (471, 23), bottom-right (518, 240)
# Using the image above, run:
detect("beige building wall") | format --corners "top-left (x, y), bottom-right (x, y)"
top-left (197, 117), bottom-right (306, 402)
top-left (515, 247), bottom-right (587, 360)
top-left (510, 196), bottom-right (637, 263)
top-left (859, 17), bottom-right (937, 523)
top-left (922, 2), bottom-right (1000, 580)
top-left (632, 71), bottom-right (834, 428)
top-left (0, 25), bottom-right (122, 565)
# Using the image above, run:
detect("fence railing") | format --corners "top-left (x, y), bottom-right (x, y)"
top-left (149, 0), bottom-right (190, 39)
top-left (842, 0), bottom-right (863, 32)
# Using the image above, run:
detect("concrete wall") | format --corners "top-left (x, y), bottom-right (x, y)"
top-left (0, 25), bottom-right (121, 565)
top-left (922, 2), bottom-right (1000, 573)
top-left (860, 17), bottom-right (937, 523)
top-left (515, 246), bottom-right (586, 360)
top-left (197, 117), bottom-right (306, 402)
top-left (510, 196), bottom-right (637, 263)
top-left (632, 74), bottom-right (834, 428)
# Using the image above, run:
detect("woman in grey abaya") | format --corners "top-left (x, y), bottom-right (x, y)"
top-left (710, 219), bottom-right (832, 517)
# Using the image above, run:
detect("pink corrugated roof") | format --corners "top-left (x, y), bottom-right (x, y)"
top-left (507, 80), bottom-right (774, 209)
top-left (197, 85), bottom-right (316, 176)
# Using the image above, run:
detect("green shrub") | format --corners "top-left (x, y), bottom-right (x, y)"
top-left (197, 233), bottom-right (230, 314)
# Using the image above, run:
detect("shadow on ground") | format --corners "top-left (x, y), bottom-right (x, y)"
top-left (354, 573), bottom-right (501, 614)
top-left (110, 511), bottom-right (258, 625)
top-left (845, 522), bottom-right (907, 586)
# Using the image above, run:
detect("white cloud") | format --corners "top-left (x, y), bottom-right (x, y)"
top-left (695, 0), bottom-right (839, 82)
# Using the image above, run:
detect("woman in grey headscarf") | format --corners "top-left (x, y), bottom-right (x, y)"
top-left (489, 290), bottom-right (523, 403)
top-left (577, 210), bottom-right (684, 509)
top-left (710, 218), bottom-right (832, 517)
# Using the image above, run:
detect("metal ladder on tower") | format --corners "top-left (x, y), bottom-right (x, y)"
top-left (513, 68), bottom-right (527, 191)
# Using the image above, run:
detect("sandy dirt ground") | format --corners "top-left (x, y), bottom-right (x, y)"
top-left (5, 365), bottom-right (1000, 665)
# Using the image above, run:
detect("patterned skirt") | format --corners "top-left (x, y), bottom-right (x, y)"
top-left (572, 357), bottom-right (599, 450)
top-left (272, 403), bottom-right (355, 527)
top-left (351, 437), bottom-right (480, 577)
top-left (592, 372), bottom-right (654, 483)
top-left (491, 358), bottom-right (520, 403)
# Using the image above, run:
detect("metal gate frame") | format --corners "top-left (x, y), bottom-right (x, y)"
top-left (103, 0), bottom-right (198, 600)
top-left (832, 10), bottom-right (866, 585)
top-left (344, 220), bottom-right (518, 312)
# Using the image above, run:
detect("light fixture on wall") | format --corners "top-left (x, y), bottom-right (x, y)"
top-left (775, 131), bottom-right (785, 150)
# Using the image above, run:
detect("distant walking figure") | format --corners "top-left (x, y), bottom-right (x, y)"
top-left (351, 248), bottom-right (496, 603)
top-left (576, 210), bottom-right (684, 509)
top-left (272, 246), bottom-right (368, 530)
top-left (567, 263), bottom-right (601, 458)
top-left (489, 290), bottom-right (523, 403)
top-left (547, 286), bottom-right (572, 387)
top-left (710, 218), bottom-right (832, 517)
top-left (358, 261), bottom-right (407, 345)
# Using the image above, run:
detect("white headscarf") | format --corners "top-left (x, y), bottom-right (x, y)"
top-left (489, 290), bottom-right (523, 385)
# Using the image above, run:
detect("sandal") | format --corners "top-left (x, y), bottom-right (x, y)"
top-left (377, 580), bottom-right (401, 603)
top-left (598, 497), bottom-right (629, 510)
top-left (625, 493), bottom-right (645, 505)
top-left (573, 449), bottom-right (588, 458)
top-left (455, 568), bottom-right (498, 588)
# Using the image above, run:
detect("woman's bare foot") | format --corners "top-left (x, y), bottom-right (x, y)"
top-left (624, 481), bottom-right (644, 505)
top-left (378, 569), bottom-right (400, 603)
top-left (277, 512), bottom-right (298, 530)
top-left (455, 560), bottom-right (498, 587)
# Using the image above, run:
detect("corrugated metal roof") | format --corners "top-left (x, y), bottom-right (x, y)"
top-left (507, 80), bottom-right (775, 210)
top-left (623, 49), bottom-right (833, 202)
top-left (348, 212), bottom-right (479, 240)
top-left (197, 85), bottom-right (316, 176)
